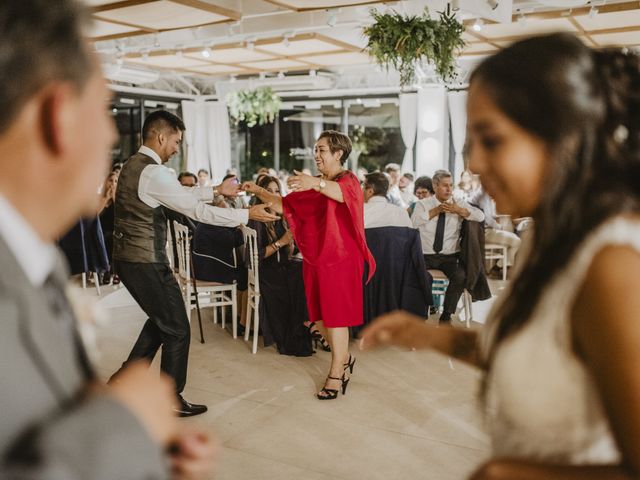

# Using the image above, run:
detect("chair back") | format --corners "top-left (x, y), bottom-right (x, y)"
top-left (240, 225), bottom-right (259, 295)
top-left (173, 221), bottom-right (191, 281)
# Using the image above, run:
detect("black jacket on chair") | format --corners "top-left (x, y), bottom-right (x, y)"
top-left (360, 227), bottom-right (432, 331)
top-left (459, 219), bottom-right (491, 301)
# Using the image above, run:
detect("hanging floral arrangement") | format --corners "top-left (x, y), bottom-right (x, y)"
top-left (363, 6), bottom-right (465, 87)
top-left (226, 86), bottom-right (282, 127)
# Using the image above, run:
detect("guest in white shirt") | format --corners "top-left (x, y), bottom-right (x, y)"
top-left (197, 168), bottom-right (211, 187)
top-left (399, 172), bottom-right (417, 207)
top-left (411, 169), bottom-right (484, 323)
top-left (363, 172), bottom-right (413, 229)
top-left (384, 162), bottom-right (406, 208)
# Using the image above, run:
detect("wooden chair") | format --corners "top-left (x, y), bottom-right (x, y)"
top-left (485, 243), bottom-right (508, 281)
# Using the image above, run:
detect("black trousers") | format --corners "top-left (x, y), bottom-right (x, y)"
top-left (423, 253), bottom-right (466, 316)
top-left (114, 260), bottom-right (190, 394)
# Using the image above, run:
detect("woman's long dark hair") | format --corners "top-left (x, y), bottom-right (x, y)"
top-left (473, 33), bottom-right (640, 387)
top-left (255, 175), bottom-right (285, 247)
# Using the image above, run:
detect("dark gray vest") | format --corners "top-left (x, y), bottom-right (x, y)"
top-left (113, 152), bottom-right (168, 264)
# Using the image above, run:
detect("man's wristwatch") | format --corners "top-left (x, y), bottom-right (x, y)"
top-left (273, 241), bottom-right (281, 250)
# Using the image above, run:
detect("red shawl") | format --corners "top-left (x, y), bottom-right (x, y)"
top-left (283, 171), bottom-right (376, 282)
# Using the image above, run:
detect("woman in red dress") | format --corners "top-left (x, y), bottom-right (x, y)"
top-left (243, 130), bottom-right (375, 399)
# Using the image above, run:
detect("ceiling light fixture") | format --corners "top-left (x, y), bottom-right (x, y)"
top-left (141, 50), bottom-right (149, 61)
top-left (589, 4), bottom-right (599, 18)
top-left (517, 11), bottom-right (527, 26)
top-left (230, 74), bottom-right (236, 83)
top-left (201, 45), bottom-right (212, 58)
top-left (487, 0), bottom-right (499, 10)
top-left (472, 18), bottom-right (484, 31)
top-left (259, 72), bottom-right (266, 80)
top-left (175, 48), bottom-right (183, 58)
top-left (277, 71), bottom-right (285, 79)
top-left (326, 9), bottom-right (338, 27)
top-left (309, 69), bottom-right (317, 77)
top-left (246, 39), bottom-right (255, 50)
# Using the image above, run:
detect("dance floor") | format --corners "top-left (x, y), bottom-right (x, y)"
top-left (91, 283), bottom-right (506, 479)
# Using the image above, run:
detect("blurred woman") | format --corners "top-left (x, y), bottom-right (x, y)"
top-left (362, 33), bottom-right (640, 478)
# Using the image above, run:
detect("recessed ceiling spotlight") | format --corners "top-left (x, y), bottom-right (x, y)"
top-left (472, 18), bottom-right (484, 32)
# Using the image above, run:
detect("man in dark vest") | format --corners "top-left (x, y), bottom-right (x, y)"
top-left (112, 110), bottom-right (276, 416)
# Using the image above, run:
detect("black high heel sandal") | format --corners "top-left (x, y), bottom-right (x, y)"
top-left (308, 322), bottom-right (331, 352)
top-left (317, 374), bottom-right (349, 400)
top-left (343, 354), bottom-right (356, 374)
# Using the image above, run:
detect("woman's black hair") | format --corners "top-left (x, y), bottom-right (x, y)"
top-left (472, 33), bottom-right (640, 388)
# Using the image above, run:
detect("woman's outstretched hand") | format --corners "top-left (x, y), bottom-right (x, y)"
top-left (287, 170), bottom-right (320, 192)
top-left (359, 311), bottom-right (429, 351)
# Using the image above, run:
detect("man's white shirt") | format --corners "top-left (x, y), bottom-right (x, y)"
top-left (411, 196), bottom-right (484, 255)
top-left (364, 196), bottom-right (413, 229)
top-left (136, 146), bottom-right (248, 227)
top-left (0, 194), bottom-right (57, 286)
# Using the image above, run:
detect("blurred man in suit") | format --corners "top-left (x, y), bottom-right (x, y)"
top-left (0, 1), bottom-right (216, 478)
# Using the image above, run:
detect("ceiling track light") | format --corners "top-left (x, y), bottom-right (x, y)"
top-left (246, 38), bottom-right (255, 50)
top-left (309, 69), bottom-right (317, 77)
top-left (326, 9), bottom-right (338, 27)
top-left (517, 11), bottom-right (527, 26)
top-left (277, 71), bottom-right (285, 79)
top-left (589, 4), bottom-right (599, 18)
top-left (472, 18), bottom-right (484, 32)
top-left (229, 74), bottom-right (236, 83)
top-left (141, 50), bottom-right (149, 61)
top-left (201, 45), bottom-right (212, 58)
top-left (487, 0), bottom-right (499, 10)
top-left (259, 72), bottom-right (266, 80)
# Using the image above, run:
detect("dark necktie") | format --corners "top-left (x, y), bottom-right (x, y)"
top-left (433, 211), bottom-right (446, 254)
top-left (43, 274), bottom-right (95, 381)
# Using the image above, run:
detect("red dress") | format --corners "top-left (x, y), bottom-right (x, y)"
top-left (282, 171), bottom-right (375, 328)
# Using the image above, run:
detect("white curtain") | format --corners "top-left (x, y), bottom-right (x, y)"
top-left (181, 99), bottom-right (207, 174)
top-left (205, 102), bottom-right (232, 182)
top-left (447, 91), bottom-right (468, 179)
top-left (399, 93), bottom-right (418, 172)
top-left (181, 100), bottom-right (232, 182)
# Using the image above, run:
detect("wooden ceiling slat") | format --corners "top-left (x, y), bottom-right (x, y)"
top-left (169, 0), bottom-right (241, 20)
top-left (92, 0), bottom-right (156, 13)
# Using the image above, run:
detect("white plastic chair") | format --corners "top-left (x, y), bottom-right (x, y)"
top-left (427, 269), bottom-right (472, 328)
top-left (240, 225), bottom-right (260, 354)
top-left (485, 243), bottom-right (508, 281)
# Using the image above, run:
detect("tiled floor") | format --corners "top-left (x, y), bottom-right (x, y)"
top-left (90, 284), bottom-right (506, 479)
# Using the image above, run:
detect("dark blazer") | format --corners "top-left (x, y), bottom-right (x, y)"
top-left (459, 219), bottom-right (492, 301)
top-left (361, 227), bottom-right (433, 329)
top-left (0, 237), bottom-right (165, 479)
top-left (192, 223), bottom-right (246, 289)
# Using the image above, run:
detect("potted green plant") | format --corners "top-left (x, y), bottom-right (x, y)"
top-left (226, 86), bottom-right (282, 127)
top-left (363, 6), bottom-right (465, 87)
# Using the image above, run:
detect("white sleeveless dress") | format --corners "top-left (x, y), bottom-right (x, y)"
top-left (481, 216), bottom-right (640, 464)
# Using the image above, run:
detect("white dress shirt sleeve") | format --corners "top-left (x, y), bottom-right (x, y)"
top-left (411, 198), bottom-right (431, 229)
top-left (138, 164), bottom-right (248, 227)
top-left (460, 199), bottom-right (485, 222)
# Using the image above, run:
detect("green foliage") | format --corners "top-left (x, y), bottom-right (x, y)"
top-left (226, 87), bottom-right (282, 127)
top-left (363, 6), bottom-right (465, 86)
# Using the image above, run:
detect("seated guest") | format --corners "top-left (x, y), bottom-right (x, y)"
top-left (248, 175), bottom-right (313, 356)
top-left (191, 220), bottom-right (248, 328)
top-left (407, 175), bottom-right (434, 217)
top-left (197, 168), bottom-right (210, 187)
top-left (468, 176), bottom-right (522, 275)
top-left (384, 163), bottom-right (406, 207)
top-left (411, 169), bottom-right (484, 323)
top-left (177, 171), bottom-right (197, 187)
top-left (98, 171), bottom-right (118, 283)
top-left (363, 172), bottom-right (412, 229)
top-left (399, 172), bottom-right (416, 207)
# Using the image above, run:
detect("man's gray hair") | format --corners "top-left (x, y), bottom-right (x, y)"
top-left (432, 169), bottom-right (453, 185)
top-left (0, 0), bottom-right (92, 135)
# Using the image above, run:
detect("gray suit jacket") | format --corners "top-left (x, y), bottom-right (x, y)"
top-left (0, 237), bottom-right (167, 479)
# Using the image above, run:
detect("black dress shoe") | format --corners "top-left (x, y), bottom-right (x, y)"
top-left (439, 313), bottom-right (452, 325)
top-left (173, 395), bottom-right (208, 417)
